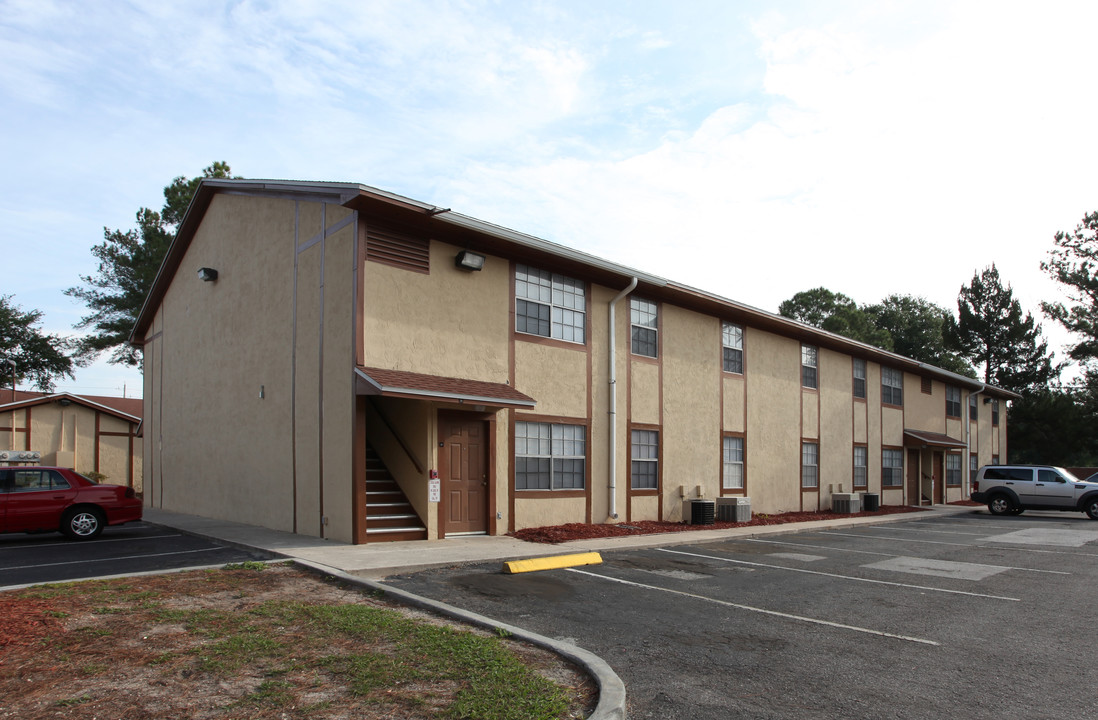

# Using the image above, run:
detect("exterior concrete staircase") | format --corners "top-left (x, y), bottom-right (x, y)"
top-left (365, 445), bottom-right (427, 542)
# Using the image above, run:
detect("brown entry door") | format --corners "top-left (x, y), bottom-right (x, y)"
top-left (907, 449), bottom-right (921, 506)
top-left (439, 414), bottom-right (489, 536)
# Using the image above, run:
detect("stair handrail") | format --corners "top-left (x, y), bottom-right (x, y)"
top-left (366, 397), bottom-right (425, 474)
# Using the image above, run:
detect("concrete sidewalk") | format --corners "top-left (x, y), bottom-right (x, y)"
top-left (144, 504), bottom-right (973, 579)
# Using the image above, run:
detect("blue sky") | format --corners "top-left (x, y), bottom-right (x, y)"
top-left (3, 0), bottom-right (1097, 397)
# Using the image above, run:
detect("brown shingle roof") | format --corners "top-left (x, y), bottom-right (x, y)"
top-left (903, 429), bottom-right (967, 449)
top-left (356, 367), bottom-right (535, 408)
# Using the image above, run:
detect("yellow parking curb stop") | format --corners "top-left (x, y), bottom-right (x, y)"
top-left (503, 552), bottom-right (603, 574)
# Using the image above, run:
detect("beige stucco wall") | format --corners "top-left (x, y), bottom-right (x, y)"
top-left (362, 239), bottom-right (510, 382)
top-left (661, 305), bottom-right (721, 521)
top-left (819, 349), bottom-right (854, 500)
top-left (144, 195), bottom-right (359, 542)
top-left (744, 330), bottom-right (801, 513)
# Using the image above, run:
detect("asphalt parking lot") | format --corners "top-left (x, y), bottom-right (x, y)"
top-left (386, 509), bottom-right (1098, 719)
top-left (0, 521), bottom-right (274, 589)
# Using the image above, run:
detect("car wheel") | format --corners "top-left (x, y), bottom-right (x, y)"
top-left (1085, 499), bottom-right (1098, 520)
top-left (62, 508), bottom-right (105, 540)
top-left (988, 495), bottom-right (1013, 516)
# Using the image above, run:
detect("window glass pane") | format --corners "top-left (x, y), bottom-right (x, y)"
top-left (723, 436), bottom-right (744, 489)
top-left (630, 299), bottom-right (658, 357)
top-left (801, 442), bottom-right (818, 488)
top-left (631, 429), bottom-right (659, 489)
top-left (632, 326), bottom-right (658, 357)
top-left (722, 323), bottom-right (744, 373)
top-left (515, 265), bottom-right (585, 343)
top-left (853, 359), bottom-right (866, 399)
top-left (802, 346), bottom-right (818, 389)
top-left (515, 422), bottom-right (585, 490)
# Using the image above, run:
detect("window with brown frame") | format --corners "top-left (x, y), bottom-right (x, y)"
top-left (882, 448), bottom-right (903, 487)
top-left (853, 445), bottom-right (868, 489)
top-left (882, 367), bottom-right (903, 406)
top-left (630, 299), bottom-right (658, 358)
top-left (946, 386), bottom-right (962, 418)
top-left (946, 453), bottom-right (962, 486)
top-left (722, 435), bottom-right (745, 490)
top-left (515, 264), bottom-right (586, 343)
top-left (630, 429), bottom-right (659, 489)
top-left (514, 421), bottom-right (586, 491)
top-left (852, 358), bottom-right (866, 399)
top-left (801, 442), bottom-right (819, 489)
top-left (722, 322), bottom-right (744, 374)
top-left (801, 346), bottom-right (818, 389)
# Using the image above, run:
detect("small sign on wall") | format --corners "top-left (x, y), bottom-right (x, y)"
top-left (428, 478), bottom-right (441, 503)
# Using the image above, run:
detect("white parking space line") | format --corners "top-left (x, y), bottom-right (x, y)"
top-left (866, 525), bottom-right (988, 537)
top-left (823, 530), bottom-right (1098, 559)
top-left (658, 548), bottom-right (1019, 601)
top-left (2, 547), bottom-right (224, 571)
top-left (982, 528), bottom-right (1098, 547)
top-left (566, 568), bottom-right (939, 646)
top-left (745, 538), bottom-right (894, 557)
top-left (0, 533), bottom-right (184, 551)
top-left (746, 538), bottom-right (1068, 575)
top-left (863, 557), bottom-right (1009, 581)
top-left (770, 553), bottom-right (826, 562)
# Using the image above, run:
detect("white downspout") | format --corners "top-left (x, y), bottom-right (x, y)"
top-left (608, 277), bottom-right (638, 521)
top-left (965, 384), bottom-right (987, 496)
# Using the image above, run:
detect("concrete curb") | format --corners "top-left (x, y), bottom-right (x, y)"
top-left (294, 559), bottom-right (628, 720)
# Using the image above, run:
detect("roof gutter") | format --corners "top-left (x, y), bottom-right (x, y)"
top-left (607, 277), bottom-right (638, 521)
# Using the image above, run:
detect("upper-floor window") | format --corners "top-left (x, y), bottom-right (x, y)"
top-left (946, 386), bottom-right (962, 418)
top-left (801, 345), bottom-right (818, 389)
top-left (722, 435), bottom-right (745, 490)
top-left (630, 298), bottom-right (658, 357)
top-left (852, 358), bottom-right (866, 399)
top-left (515, 264), bottom-right (585, 343)
top-left (882, 367), bottom-right (903, 406)
top-left (722, 322), bottom-right (744, 374)
top-left (801, 442), bottom-right (819, 488)
top-left (992, 399), bottom-right (1000, 426)
top-left (514, 421), bottom-right (586, 491)
top-left (631, 429), bottom-right (659, 489)
top-left (970, 453), bottom-right (978, 474)
top-left (969, 393), bottom-right (979, 421)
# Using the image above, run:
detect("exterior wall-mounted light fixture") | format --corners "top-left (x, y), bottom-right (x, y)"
top-left (197, 267), bottom-right (219, 282)
top-left (454, 250), bottom-right (485, 271)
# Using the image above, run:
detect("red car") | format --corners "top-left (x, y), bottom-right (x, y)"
top-left (0, 466), bottom-right (143, 540)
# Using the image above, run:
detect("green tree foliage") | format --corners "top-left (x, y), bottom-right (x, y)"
top-left (863, 295), bottom-right (974, 376)
top-left (0, 296), bottom-right (74, 391)
top-left (1042, 211), bottom-right (1098, 364)
top-left (66, 162), bottom-right (234, 366)
top-left (1007, 389), bottom-right (1098, 466)
top-left (956, 264), bottom-right (1059, 394)
top-left (778, 287), bottom-right (893, 349)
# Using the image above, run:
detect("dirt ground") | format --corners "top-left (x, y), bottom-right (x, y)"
top-left (0, 563), bottom-right (595, 719)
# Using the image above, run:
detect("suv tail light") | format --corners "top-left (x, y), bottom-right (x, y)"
top-left (972, 480), bottom-right (979, 491)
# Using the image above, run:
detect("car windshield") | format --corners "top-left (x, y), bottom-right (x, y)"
top-left (1057, 467), bottom-right (1083, 482)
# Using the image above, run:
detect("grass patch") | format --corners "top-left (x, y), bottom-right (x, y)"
top-left (0, 565), bottom-right (589, 719)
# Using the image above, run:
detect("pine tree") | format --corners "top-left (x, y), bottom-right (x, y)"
top-left (956, 264), bottom-right (1059, 393)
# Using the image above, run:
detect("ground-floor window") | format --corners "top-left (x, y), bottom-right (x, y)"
top-left (631, 429), bottom-right (659, 489)
top-left (853, 445), bottom-right (867, 488)
top-left (946, 453), bottom-right (962, 486)
top-left (514, 421), bottom-right (586, 490)
top-left (801, 442), bottom-right (819, 488)
top-left (882, 448), bottom-right (903, 487)
top-left (722, 435), bottom-right (745, 490)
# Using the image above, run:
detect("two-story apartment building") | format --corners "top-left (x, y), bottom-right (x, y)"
top-left (131, 179), bottom-right (1016, 544)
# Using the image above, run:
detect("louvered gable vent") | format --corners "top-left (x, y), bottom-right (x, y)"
top-left (366, 226), bottom-right (430, 273)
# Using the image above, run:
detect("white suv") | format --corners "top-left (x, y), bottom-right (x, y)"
top-left (971, 465), bottom-right (1098, 519)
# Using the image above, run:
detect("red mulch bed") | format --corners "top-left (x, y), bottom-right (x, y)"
top-left (509, 505), bottom-right (925, 544)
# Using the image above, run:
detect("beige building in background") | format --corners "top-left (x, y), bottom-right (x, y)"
top-left (0, 390), bottom-right (142, 490)
top-left (131, 179), bottom-right (1017, 545)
